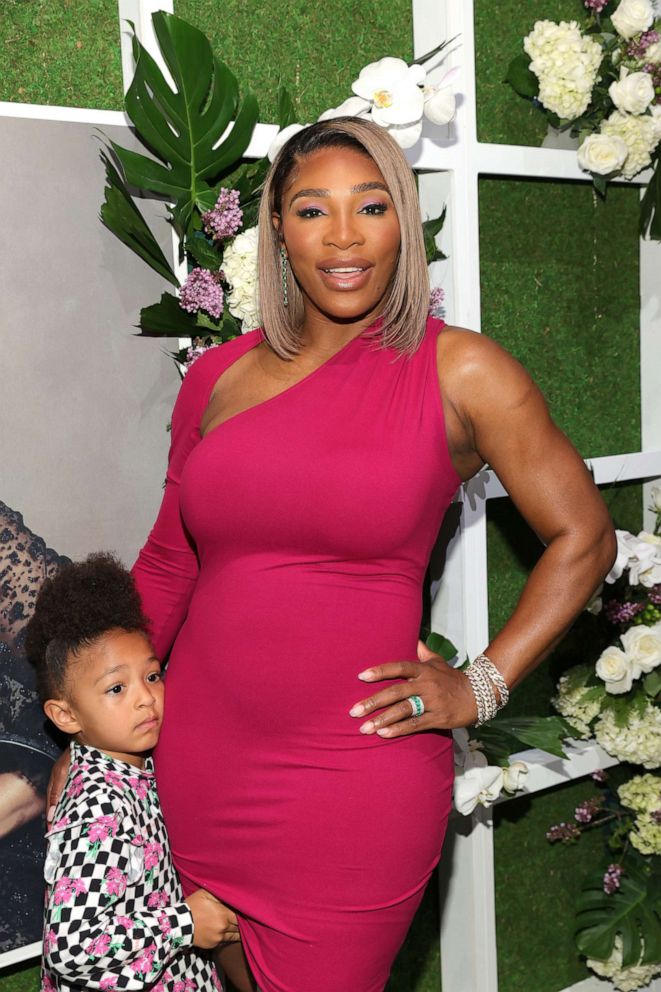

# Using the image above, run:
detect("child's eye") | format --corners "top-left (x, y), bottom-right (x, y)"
top-left (106, 684), bottom-right (124, 695)
top-left (146, 672), bottom-right (161, 684)
top-left (360, 202), bottom-right (388, 216)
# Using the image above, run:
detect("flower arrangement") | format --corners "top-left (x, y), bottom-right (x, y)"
top-left (99, 13), bottom-right (457, 372)
top-left (546, 490), bottom-right (661, 989)
top-left (505, 0), bottom-right (661, 240)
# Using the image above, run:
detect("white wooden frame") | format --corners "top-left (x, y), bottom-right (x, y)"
top-left (1, 0), bottom-right (660, 987)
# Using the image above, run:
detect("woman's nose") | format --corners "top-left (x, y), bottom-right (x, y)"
top-left (324, 211), bottom-right (364, 250)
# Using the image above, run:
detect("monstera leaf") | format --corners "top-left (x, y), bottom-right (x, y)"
top-left (110, 12), bottom-right (258, 238)
top-left (576, 864), bottom-right (661, 967)
top-left (100, 153), bottom-right (178, 287)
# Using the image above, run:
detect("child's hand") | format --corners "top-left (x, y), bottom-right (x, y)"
top-left (186, 889), bottom-right (241, 949)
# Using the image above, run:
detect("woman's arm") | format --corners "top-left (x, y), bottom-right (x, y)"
top-left (0, 772), bottom-right (43, 838)
top-left (351, 328), bottom-right (616, 735)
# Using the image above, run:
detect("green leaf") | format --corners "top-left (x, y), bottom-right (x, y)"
top-left (423, 206), bottom-right (448, 265)
top-left (593, 173), bottom-right (608, 198)
top-left (99, 152), bottom-right (178, 287)
top-left (139, 292), bottom-right (198, 336)
top-left (277, 86), bottom-right (298, 129)
top-left (643, 669), bottom-right (661, 698)
top-left (504, 54), bottom-right (539, 100)
top-left (484, 715), bottom-right (573, 758)
top-left (640, 155), bottom-right (661, 242)
top-left (110, 12), bottom-right (258, 239)
top-left (425, 632), bottom-right (457, 661)
top-left (185, 234), bottom-right (223, 270)
top-left (576, 868), bottom-right (661, 966)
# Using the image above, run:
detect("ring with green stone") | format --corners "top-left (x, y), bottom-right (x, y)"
top-left (407, 694), bottom-right (425, 718)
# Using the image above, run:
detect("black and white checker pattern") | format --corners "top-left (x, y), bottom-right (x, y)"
top-left (41, 741), bottom-right (219, 992)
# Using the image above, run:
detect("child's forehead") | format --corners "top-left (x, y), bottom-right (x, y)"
top-left (70, 629), bottom-right (158, 675)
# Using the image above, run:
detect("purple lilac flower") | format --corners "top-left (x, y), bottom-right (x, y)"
top-left (575, 798), bottom-right (603, 824)
top-left (546, 822), bottom-right (581, 843)
top-left (604, 600), bottom-right (644, 624)
top-left (584, 0), bottom-right (609, 11)
top-left (628, 30), bottom-right (660, 59)
top-left (179, 268), bottom-right (224, 320)
top-left (603, 863), bottom-right (623, 895)
top-left (650, 585), bottom-right (661, 606)
top-left (428, 286), bottom-right (446, 317)
top-left (592, 768), bottom-right (608, 784)
top-left (185, 339), bottom-right (217, 370)
top-left (652, 809), bottom-right (661, 824)
top-left (202, 188), bottom-right (243, 241)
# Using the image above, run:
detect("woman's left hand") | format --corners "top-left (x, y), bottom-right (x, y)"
top-left (349, 641), bottom-right (478, 736)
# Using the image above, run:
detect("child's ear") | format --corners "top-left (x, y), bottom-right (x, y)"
top-left (44, 699), bottom-right (81, 735)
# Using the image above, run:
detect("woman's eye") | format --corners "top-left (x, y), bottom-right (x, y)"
top-left (147, 672), bottom-right (161, 684)
top-left (360, 202), bottom-right (388, 216)
top-left (296, 206), bottom-right (325, 218)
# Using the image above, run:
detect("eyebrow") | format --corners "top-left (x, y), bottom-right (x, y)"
top-left (289, 181), bottom-right (390, 205)
top-left (94, 658), bottom-right (160, 685)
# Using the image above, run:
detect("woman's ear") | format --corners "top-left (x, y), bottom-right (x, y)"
top-left (272, 212), bottom-right (282, 238)
top-left (44, 699), bottom-right (81, 736)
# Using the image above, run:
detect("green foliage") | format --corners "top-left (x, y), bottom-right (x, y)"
top-left (422, 206), bottom-right (448, 265)
top-left (139, 292), bottom-right (199, 336)
top-left (100, 154), bottom-right (178, 287)
top-left (110, 12), bottom-right (258, 238)
top-left (644, 668), bottom-right (661, 699)
top-left (504, 53), bottom-right (539, 101)
top-left (640, 155), bottom-right (661, 241)
top-left (475, 715), bottom-right (574, 765)
top-left (575, 861), bottom-right (661, 966)
top-left (425, 631), bottom-right (457, 661)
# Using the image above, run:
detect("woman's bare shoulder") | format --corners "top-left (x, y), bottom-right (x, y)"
top-left (437, 325), bottom-right (541, 412)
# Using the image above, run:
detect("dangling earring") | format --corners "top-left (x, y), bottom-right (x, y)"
top-left (280, 247), bottom-right (288, 308)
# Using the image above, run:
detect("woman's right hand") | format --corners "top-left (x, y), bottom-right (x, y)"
top-left (46, 749), bottom-right (71, 825)
top-left (185, 889), bottom-right (241, 949)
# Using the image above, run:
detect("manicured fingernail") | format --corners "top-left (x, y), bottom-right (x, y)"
top-left (360, 721), bottom-right (375, 734)
top-left (358, 670), bottom-right (374, 681)
top-left (377, 728), bottom-right (392, 737)
top-left (349, 703), bottom-right (365, 717)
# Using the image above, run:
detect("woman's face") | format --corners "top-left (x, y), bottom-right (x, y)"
top-left (274, 145), bottom-right (401, 332)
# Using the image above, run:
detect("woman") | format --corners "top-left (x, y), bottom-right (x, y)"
top-left (52, 117), bottom-right (615, 992)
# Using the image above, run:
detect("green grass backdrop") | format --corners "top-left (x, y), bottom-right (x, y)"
top-left (0, 1), bottom-right (643, 990)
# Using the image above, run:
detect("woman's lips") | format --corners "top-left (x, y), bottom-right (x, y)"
top-left (317, 259), bottom-right (374, 292)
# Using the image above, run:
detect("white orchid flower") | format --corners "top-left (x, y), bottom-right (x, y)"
top-left (317, 96), bottom-right (371, 122)
top-left (381, 119), bottom-right (423, 148)
top-left (502, 761), bottom-right (529, 794)
top-left (352, 56), bottom-right (426, 126)
top-left (267, 123), bottom-right (308, 163)
top-left (423, 68), bottom-right (459, 126)
top-left (454, 763), bottom-right (504, 816)
top-left (606, 529), bottom-right (640, 583)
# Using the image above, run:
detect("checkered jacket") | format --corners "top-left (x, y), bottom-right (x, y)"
top-left (41, 742), bottom-right (219, 992)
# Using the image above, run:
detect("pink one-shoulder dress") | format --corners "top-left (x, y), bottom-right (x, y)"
top-left (133, 317), bottom-right (460, 992)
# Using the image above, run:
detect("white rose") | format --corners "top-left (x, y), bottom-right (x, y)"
top-left (609, 68), bottom-right (655, 115)
top-left (595, 645), bottom-right (635, 693)
top-left (611, 0), bottom-right (654, 40)
top-left (502, 761), bottom-right (529, 794)
top-left (578, 133), bottom-right (629, 174)
top-left (636, 531), bottom-right (661, 586)
top-left (621, 624), bottom-right (661, 674)
top-left (453, 764), bottom-right (504, 816)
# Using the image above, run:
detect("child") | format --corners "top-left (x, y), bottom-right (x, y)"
top-left (25, 553), bottom-right (234, 991)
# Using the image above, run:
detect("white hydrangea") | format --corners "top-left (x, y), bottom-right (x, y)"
top-left (222, 226), bottom-right (261, 331)
top-left (524, 20), bottom-right (603, 120)
top-left (588, 935), bottom-right (661, 992)
top-left (553, 673), bottom-right (603, 738)
top-left (595, 704), bottom-right (661, 769)
top-left (618, 773), bottom-right (661, 855)
top-left (601, 110), bottom-right (661, 179)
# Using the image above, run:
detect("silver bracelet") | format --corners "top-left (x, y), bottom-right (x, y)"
top-left (464, 653), bottom-right (510, 726)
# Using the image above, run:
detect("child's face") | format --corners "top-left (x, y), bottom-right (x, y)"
top-left (59, 629), bottom-right (164, 767)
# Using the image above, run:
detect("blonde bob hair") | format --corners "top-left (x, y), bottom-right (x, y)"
top-left (257, 117), bottom-right (430, 359)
